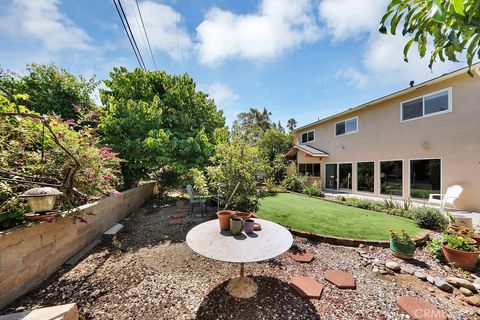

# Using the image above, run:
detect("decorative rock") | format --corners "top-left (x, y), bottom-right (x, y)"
top-left (466, 295), bottom-right (480, 307)
top-left (414, 272), bottom-right (427, 281)
top-left (427, 275), bottom-right (435, 284)
top-left (385, 261), bottom-right (401, 272)
top-left (373, 258), bottom-right (382, 266)
top-left (379, 268), bottom-right (393, 275)
top-left (401, 266), bottom-right (414, 275)
top-left (290, 251), bottom-right (315, 263)
top-left (473, 283), bottom-right (480, 291)
top-left (459, 287), bottom-right (473, 297)
top-left (397, 296), bottom-right (447, 320)
top-left (290, 276), bottom-right (323, 299)
top-left (446, 276), bottom-right (477, 292)
top-left (474, 278), bottom-right (480, 285)
top-left (434, 278), bottom-right (454, 293)
top-left (358, 244), bottom-right (364, 248)
top-left (324, 270), bottom-right (356, 289)
top-left (372, 267), bottom-right (379, 273)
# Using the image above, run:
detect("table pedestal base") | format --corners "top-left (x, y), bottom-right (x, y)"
top-left (226, 276), bottom-right (258, 299)
top-left (226, 263), bottom-right (258, 299)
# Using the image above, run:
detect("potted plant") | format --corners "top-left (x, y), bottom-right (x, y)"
top-left (20, 187), bottom-right (62, 212)
top-left (441, 234), bottom-right (480, 271)
top-left (388, 228), bottom-right (416, 259)
top-left (448, 225), bottom-right (480, 247)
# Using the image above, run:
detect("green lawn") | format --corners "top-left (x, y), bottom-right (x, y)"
top-left (256, 193), bottom-right (425, 240)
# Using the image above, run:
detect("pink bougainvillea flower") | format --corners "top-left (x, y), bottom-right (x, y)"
top-left (102, 175), bottom-right (113, 181)
top-left (79, 217), bottom-right (88, 224)
top-left (112, 169), bottom-right (121, 174)
top-left (112, 190), bottom-right (121, 197)
top-left (64, 119), bottom-right (75, 125)
top-left (72, 103), bottom-right (81, 111)
top-left (46, 217), bottom-right (54, 223)
top-left (58, 132), bottom-right (65, 138)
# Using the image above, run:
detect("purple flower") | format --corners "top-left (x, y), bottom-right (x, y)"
top-left (46, 217), bottom-right (54, 223)
top-left (72, 103), bottom-right (81, 111)
top-left (64, 119), bottom-right (75, 125)
top-left (112, 190), bottom-right (121, 197)
top-left (79, 217), bottom-right (88, 224)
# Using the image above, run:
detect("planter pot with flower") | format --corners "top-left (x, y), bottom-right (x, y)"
top-left (388, 228), bottom-right (416, 259)
top-left (20, 187), bottom-right (63, 221)
top-left (441, 233), bottom-right (480, 271)
top-left (448, 225), bottom-right (480, 248)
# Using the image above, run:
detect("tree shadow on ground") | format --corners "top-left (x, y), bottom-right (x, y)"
top-left (196, 276), bottom-right (320, 320)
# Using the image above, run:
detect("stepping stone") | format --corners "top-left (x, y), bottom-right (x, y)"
top-left (324, 270), bottom-right (356, 289)
top-left (290, 251), bottom-right (315, 263)
top-left (168, 218), bottom-right (183, 225)
top-left (172, 213), bottom-right (187, 218)
top-left (397, 296), bottom-right (447, 320)
top-left (290, 276), bottom-right (323, 299)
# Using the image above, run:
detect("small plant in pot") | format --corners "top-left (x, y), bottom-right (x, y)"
top-left (441, 233), bottom-right (480, 271)
top-left (388, 228), bottom-right (416, 259)
top-left (448, 225), bottom-right (480, 247)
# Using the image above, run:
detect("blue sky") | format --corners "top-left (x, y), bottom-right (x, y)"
top-left (0, 0), bottom-right (466, 127)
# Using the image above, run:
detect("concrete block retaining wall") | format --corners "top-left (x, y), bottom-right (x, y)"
top-left (0, 182), bottom-right (157, 309)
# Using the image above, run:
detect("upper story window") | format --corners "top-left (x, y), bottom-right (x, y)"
top-left (401, 88), bottom-right (452, 122)
top-left (335, 117), bottom-right (358, 137)
top-left (301, 130), bottom-right (315, 143)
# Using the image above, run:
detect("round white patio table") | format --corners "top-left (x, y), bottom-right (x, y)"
top-left (186, 218), bottom-right (293, 298)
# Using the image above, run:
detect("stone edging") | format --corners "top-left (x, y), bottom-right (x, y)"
top-left (282, 226), bottom-right (430, 248)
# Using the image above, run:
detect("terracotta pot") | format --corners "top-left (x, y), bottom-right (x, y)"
top-left (441, 244), bottom-right (480, 271)
top-left (470, 234), bottom-right (480, 248)
top-left (217, 210), bottom-right (235, 231)
top-left (234, 211), bottom-right (252, 220)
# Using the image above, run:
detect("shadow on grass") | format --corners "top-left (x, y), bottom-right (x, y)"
top-left (196, 276), bottom-right (320, 320)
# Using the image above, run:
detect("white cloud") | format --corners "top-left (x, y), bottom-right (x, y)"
top-left (319, 0), bottom-right (389, 41)
top-left (196, 0), bottom-right (321, 66)
top-left (127, 1), bottom-right (192, 61)
top-left (318, 0), bottom-right (462, 87)
top-left (1, 0), bottom-right (91, 51)
top-left (200, 82), bottom-right (239, 106)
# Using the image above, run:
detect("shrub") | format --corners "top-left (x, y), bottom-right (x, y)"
top-left (427, 238), bottom-right (445, 262)
top-left (413, 207), bottom-right (449, 231)
top-left (442, 233), bottom-right (477, 252)
top-left (0, 95), bottom-right (122, 230)
top-left (282, 173), bottom-right (306, 193)
top-left (304, 181), bottom-right (323, 197)
top-left (190, 168), bottom-right (208, 196)
top-left (336, 195), bottom-right (347, 202)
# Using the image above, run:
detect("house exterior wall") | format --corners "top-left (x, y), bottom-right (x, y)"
top-left (295, 71), bottom-right (480, 211)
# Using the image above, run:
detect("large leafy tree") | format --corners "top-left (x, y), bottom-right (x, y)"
top-left (380, 0), bottom-right (480, 73)
top-left (0, 63), bottom-right (100, 121)
top-left (99, 67), bottom-right (227, 187)
top-left (231, 107), bottom-right (274, 144)
top-left (257, 129), bottom-right (293, 184)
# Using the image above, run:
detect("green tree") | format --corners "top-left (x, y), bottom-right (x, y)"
top-left (231, 107), bottom-right (274, 144)
top-left (380, 0), bottom-right (480, 73)
top-left (287, 118), bottom-right (297, 132)
top-left (206, 138), bottom-right (265, 212)
top-left (0, 63), bottom-right (100, 121)
top-left (257, 129), bottom-right (293, 184)
top-left (99, 67), bottom-right (227, 187)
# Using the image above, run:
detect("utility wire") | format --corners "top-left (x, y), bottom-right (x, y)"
top-left (128, 0), bottom-right (148, 63)
top-left (117, 0), bottom-right (146, 69)
top-left (112, 0), bottom-right (144, 69)
top-left (135, 0), bottom-right (158, 71)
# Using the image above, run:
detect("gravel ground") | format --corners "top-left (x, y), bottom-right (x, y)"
top-left (2, 199), bottom-right (479, 320)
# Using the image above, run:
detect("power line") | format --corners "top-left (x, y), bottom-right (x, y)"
top-left (135, 0), bottom-right (158, 71)
top-left (112, 0), bottom-right (144, 69)
top-left (128, 0), bottom-right (148, 62)
top-left (117, 0), bottom-right (146, 69)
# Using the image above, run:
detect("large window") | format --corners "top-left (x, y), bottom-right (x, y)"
top-left (335, 117), bottom-right (358, 136)
top-left (401, 88), bottom-right (451, 121)
top-left (357, 162), bottom-right (374, 193)
top-left (380, 160), bottom-right (403, 196)
top-left (298, 163), bottom-right (320, 177)
top-left (301, 130), bottom-right (314, 143)
top-left (410, 159), bottom-right (441, 199)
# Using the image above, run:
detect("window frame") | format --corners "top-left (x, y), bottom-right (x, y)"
top-left (298, 163), bottom-right (321, 177)
top-left (334, 116), bottom-right (358, 137)
top-left (379, 159), bottom-right (404, 197)
top-left (300, 130), bottom-right (315, 144)
top-left (408, 157), bottom-right (442, 199)
top-left (356, 161), bottom-right (375, 194)
top-left (400, 87), bottom-right (452, 122)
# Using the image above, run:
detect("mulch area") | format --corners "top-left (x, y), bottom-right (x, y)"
top-left (1, 199), bottom-right (479, 320)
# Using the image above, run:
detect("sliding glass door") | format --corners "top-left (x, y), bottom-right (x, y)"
top-left (325, 163), bottom-right (352, 191)
top-left (410, 159), bottom-right (441, 199)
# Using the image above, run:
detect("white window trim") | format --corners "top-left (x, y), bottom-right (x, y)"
top-left (334, 116), bottom-right (358, 137)
top-left (408, 157), bottom-right (442, 199)
top-left (300, 130), bottom-right (315, 144)
top-left (324, 162), bottom-right (353, 190)
top-left (355, 161), bottom-right (375, 194)
top-left (379, 159), bottom-right (404, 197)
top-left (298, 163), bottom-right (321, 177)
top-left (400, 87), bottom-right (452, 123)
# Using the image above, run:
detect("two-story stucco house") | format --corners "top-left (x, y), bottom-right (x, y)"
top-left (286, 64), bottom-right (480, 211)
